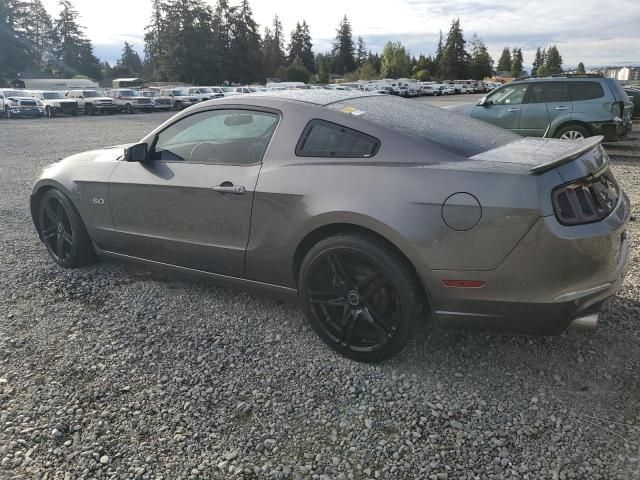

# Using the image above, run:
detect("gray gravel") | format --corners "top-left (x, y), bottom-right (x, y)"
top-left (1, 113), bottom-right (639, 480)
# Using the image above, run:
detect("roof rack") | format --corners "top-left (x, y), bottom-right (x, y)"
top-left (515, 73), bottom-right (604, 81)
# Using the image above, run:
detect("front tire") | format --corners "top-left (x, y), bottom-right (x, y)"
top-left (37, 189), bottom-right (95, 268)
top-left (298, 234), bottom-right (422, 362)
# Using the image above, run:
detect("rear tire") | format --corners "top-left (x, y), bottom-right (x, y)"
top-left (555, 124), bottom-right (590, 140)
top-left (298, 234), bottom-right (422, 362)
top-left (86, 104), bottom-right (94, 116)
top-left (37, 189), bottom-right (96, 268)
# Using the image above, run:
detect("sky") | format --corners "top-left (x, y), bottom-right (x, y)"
top-left (40, 0), bottom-right (640, 69)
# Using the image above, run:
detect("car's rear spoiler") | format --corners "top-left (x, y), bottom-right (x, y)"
top-left (530, 135), bottom-right (604, 174)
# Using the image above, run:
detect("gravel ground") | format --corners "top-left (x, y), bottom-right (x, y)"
top-left (1, 113), bottom-right (639, 480)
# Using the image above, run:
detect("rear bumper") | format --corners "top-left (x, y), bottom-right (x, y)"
top-left (420, 192), bottom-right (631, 335)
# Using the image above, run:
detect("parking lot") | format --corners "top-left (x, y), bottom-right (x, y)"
top-left (1, 111), bottom-right (639, 479)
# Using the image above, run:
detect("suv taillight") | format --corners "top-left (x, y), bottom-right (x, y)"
top-left (552, 167), bottom-right (620, 225)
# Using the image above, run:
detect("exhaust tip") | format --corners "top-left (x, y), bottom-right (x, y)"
top-left (568, 312), bottom-right (599, 332)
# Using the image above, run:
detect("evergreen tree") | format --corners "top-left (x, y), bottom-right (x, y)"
top-left (496, 46), bottom-right (511, 73)
top-left (228, 0), bottom-right (261, 83)
top-left (380, 41), bottom-right (410, 78)
top-left (143, 0), bottom-right (168, 81)
top-left (437, 18), bottom-right (468, 80)
top-left (0, 0), bottom-right (36, 80)
top-left (288, 20), bottom-right (314, 72)
top-left (469, 34), bottom-right (493, 80)
top-left (211, 0), bottom-right (233, 83)
top-left (118, 41), bottom-right (143, 76)
top-left (262, 15), bottom-right (285, 78)
top-left (576, 62), bottom-right (586, 74)
top-left (331, 15), bottom-right (355, 75)
top-left (51, 0), bottom-right (101, 78)
top-left (355, 36), bottom-right (367, 66)
top-left (315, 52), bottom-right (332, 83)
top-left (544, 45), bottom-right (563, 74)
top-left (511, 47), bottom-right (523, 77)
top-left (367, 51), bottom-right (382, 75)
top-left (531, 47), bottom-right (544, 76)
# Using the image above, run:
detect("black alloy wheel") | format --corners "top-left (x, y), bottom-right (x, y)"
top-left (299, 235), bottom-right (421, 362)
top-left (38, 189), bottom-right (95, 268)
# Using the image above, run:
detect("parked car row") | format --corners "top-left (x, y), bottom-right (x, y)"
top-left (0, 84), bottom-right (272, 118)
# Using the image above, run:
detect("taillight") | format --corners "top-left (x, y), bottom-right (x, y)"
top-left (552, 167), bottom-right (620, 225)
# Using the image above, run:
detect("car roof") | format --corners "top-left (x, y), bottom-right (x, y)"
top-left (220, 89), bottom-right (381, 106)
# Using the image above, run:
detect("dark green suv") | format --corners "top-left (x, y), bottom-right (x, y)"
top-left (456, 75), bottom-right (633, 141)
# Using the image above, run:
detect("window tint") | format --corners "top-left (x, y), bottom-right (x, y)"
top-left (524, 82), bottom-right (568, 104)
top-left (152, 109), bottom-right (279, 165)
top-left (541, 82), bottom-right (568, 103)
top-left (488, 83), bottom-right (528, 105)
top-left (296, 119), bottom-right (380, 158)
top-left (569, 82), bottom-right (604, 101)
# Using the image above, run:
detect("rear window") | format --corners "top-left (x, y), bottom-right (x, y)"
top-left (296, 119), bottom-right (380, 158)
top-left (327, 96), bottom-right (519, 157)
top-left (568, 82), bottom-right (604, 101)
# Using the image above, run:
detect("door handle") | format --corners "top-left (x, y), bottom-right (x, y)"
top-left (555, 106), bottom-right (569, 111)
top-left (507, 108), bottom-right (520, 112)
top-left (213, 184), bottom-right (246, 195)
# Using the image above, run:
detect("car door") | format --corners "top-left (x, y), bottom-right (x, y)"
top-left (471, 82), bottom-right (529, 131)
top-left (541, 82), bottom-right (571, 131)
top-left (518, 82), bottom-right (551, 136)
top-left (107, 108), bottom-right (280, 277)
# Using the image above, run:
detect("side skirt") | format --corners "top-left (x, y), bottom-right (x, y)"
top-left (97, 249), bottom-right (299, 299)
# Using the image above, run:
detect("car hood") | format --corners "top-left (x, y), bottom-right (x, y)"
top-left (7, 96), bottom-right (37, 102)
top-left (61, 144), bottom-right (132, 165)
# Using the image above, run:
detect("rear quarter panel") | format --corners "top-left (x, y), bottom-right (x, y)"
top-left (245, 105), bottom-right (544, 288)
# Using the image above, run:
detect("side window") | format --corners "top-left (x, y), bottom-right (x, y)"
top-left (569, 82), bottom-right (605, 101)
top-left (525, 83), bottom-right (545, 104)
top-left (151, 109), bottom-right (279, 165)
top-left (296, 119), bottom-right (380, 158)
top-left (488, 83), bottom-right (529, 105)
top-left (541, 82), bottom-right (568, 103)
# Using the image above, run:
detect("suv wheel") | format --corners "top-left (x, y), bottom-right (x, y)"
top-left (556, 124), bottom-right (590, 140)
top-left (126, 103), bottom-right (134, 114)
top-left (86, 104), bottom-right (94, 115)
top-left (46, 106), bottom-right (55, 118)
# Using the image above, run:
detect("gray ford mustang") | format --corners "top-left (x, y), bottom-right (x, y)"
top-left (31, 91), bottom-right (630, 362)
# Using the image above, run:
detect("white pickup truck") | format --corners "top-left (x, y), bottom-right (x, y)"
top-left (109, 89), bottom-right (155, 113)
top-left (66, 90), bottom-right (117, 115)
top-left (0, 89), bottom-right (45, 118)
top-left (29, 90), bottom-right (78, 117)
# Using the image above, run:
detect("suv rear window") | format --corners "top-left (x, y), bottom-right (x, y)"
top-left (296, 119), bottom-right (380, 158)
top-left (568, 82), bottom-right (604, 101)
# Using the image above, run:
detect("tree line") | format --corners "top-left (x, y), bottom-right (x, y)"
top-left (1, 0), bottom-right (569, 85)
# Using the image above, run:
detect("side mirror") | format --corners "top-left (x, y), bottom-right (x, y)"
top-left (477, 96), bottom-right (489, 107)
top-left (79, 95), bottom-right (84, 99)
top-left (124, 143), bottom-right (148, 163)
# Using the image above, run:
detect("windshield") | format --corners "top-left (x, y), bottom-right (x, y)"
top-left (42, 92), bottom-right (64, 99)
top-left (222, 87), bottom-right (235, 92)
top-left (83, 91), bottom-right (100, 97)
top-left (3, 90), bottom-right (22, 97)
top-left (199, 87), bottom-right (212, 93)
top-left (171, 89), bottom-right (187, 96)
top-left (118, 90), bottom-right (140, 97)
